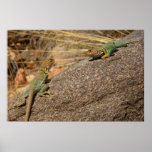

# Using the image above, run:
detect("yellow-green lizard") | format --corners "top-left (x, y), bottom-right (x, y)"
top-left (11, 58), bottom-right (55, 121)
top-left (84, 41), bottom-right (138, 61)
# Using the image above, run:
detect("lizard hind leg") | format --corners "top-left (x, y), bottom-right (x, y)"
top-left (10, 97), bottom-right (26, 110)
top-left (14, 90), bottom-right (29, 107)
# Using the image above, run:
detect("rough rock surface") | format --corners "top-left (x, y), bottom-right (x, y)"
top-left (8, 30), bottom-right (144, 121)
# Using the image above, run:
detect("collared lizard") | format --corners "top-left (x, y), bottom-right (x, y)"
top-left (10, 58), bottom-right (55, 121)
top-left (83, 41), bottom-right (138, 61)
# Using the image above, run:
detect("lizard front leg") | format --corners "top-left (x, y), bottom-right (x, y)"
top-left (101, 48), bottom-right (115, 59)
top-left (101, 54), bottom-right (110, 58)
top-left (37, 84), bottom-right (50, 97)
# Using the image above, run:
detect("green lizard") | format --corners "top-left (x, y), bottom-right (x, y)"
top-left (84, 41), bottom-right (137, 61)
top-left (11, 58), bottom-right (55, 121)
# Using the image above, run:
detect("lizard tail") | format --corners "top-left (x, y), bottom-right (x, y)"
top-left (25, 90), bottom-right (34, 121)
top-left (114, 40), bottom-right (139, 47)
top-left (114, 41), bottom-right (129, 47)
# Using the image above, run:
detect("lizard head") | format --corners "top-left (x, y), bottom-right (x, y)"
top-left (83, 49), bottom-right (104, 58)
top-left (83, 49), bottom-right (95, 57)
top-left (40, 58), bottom-right (55, 73)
